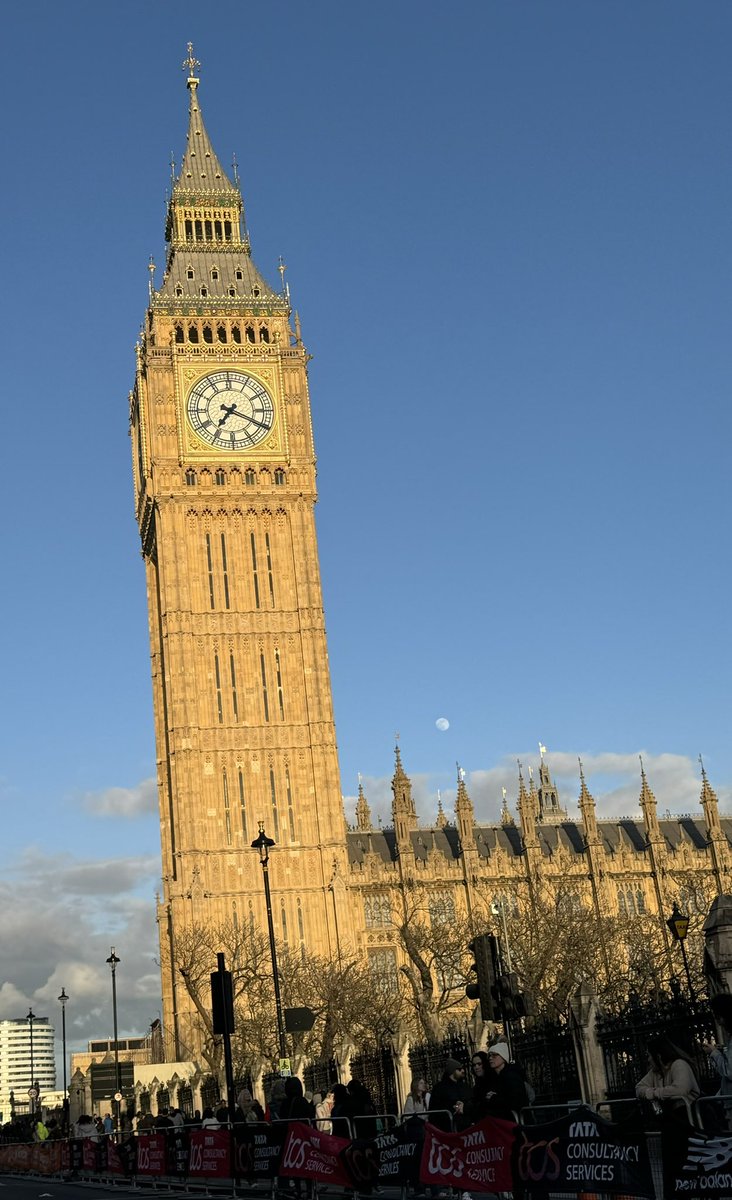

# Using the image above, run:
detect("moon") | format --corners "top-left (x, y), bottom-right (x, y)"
top-left (435, 717), bottom-right (450, 732)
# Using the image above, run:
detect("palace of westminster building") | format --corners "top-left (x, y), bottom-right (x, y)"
top-left (130, 51), bottom-right (731, 1063)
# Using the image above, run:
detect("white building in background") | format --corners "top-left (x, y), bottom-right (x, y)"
top-left (0, 1017), bottom-right (56, 1117)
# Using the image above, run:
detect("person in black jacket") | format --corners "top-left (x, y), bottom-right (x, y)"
top-left (468, 1051), bottom-right (494, 1121)
top-left (482, 1042), bottom-right (528, 1121)
top-left (280, 1076), bottom-right (316, 1123)
top-left (428, 1058), bottom-right (470, 1131)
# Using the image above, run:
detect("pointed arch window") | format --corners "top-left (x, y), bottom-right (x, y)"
top-left (265, 533), bottom-right (276, 606)
top-left (175, 287), bottom-right (184, 301)
top-left (230, 653), bottom-right (238, 719)
top-left (281, 897), bottom-right (288, 943)
top-left (297, 898), bottom-right (305, 957)
top-left (214, 654), bottom-right (223, 723)
top-left (260, 652), bottom-right (269, 721)
top-left (205, 532), bottom-right (216, 608)
top-left (275, 648), bottom-right (285, 720)
top-left (238, 769), bottom-right (247, 838)
top-left (245, 469), bottom-right (256, 486)
top-left (274, 469), bottom-right (286, 486)
top-left (188, 324), bottom-right (199, 343)
top-left (211, 268), bottom-right (219, 281)
top-left (217, 325), bottom-right (227, 343)
top-left (235, 268), bottom-right (244, 281)
top-left (186, 267), bottom-right (195, 279)
top-left (185, 468), bottom-right (196, 486)
top-left (251, 534), bottom-right (261, 609)
top-left (285, 764), bottom-right (295, 840)
top-left (270, 766), bottom-right (280, 839)
top-left (220, 533), bottom-right (230, 609)
top-left (231, 324), bottom-right (241, 344)
top-left (245, 325), bottom-right (256, 344)
top-left (260, 325), bottom-right (270, 344)
top-left (223, 768), bottom-right (232, 844)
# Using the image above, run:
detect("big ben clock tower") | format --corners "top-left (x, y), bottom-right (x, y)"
top-left (130, 48), bottom-right (348, 1060)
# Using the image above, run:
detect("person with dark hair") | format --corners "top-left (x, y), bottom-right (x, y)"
top-left (266, 1078), bottom-right (287, 1122)
top-left (636, 1035), bottom-right (700, 1113)
top-left (280, 1076), bottom-right (315, 1123)
top-left (402, 1077), bottom-right (429, 1118)
top-left (330, 1083), bottom-right (353, 1138)
top-left (347, 1078), bottom-right (378, 1137)
top-left (468, 1052), bottom-right (493, 1120)
top-left (428, 1058), bottom-right (469, 1131)
top-left (703, 994), bottom-right (732, 1119)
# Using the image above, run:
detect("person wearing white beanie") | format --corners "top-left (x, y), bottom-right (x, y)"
top-left (487, 1042), bottom-right (511, 1065)
top-left (483, 1042), bottom-right (529, 1120)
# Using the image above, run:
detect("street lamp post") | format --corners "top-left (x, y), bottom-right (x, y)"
top-left (106, 949), bottom-right (121, 1134)
top-left (667, 903), bottom-right (695, 1002)
top-left (27, 1008), bottom-right (36, 1116)
top-left (58, 989), bottom-right (68, 1131)
top-left (251, 823), bottom-right (287, 1062)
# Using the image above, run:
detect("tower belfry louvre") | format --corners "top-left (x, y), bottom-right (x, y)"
top-left (130, 49), bottom-right (348, 1060)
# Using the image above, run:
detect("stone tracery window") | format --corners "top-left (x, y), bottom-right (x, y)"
top-left (365, 893), bottom-right (392, 928)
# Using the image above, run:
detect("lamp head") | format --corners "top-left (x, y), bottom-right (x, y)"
top-left (666, 902), bottom-right (690, 941)
top-left (251, 822), bottom-right (276, 860)
top-left (58, 988), bottom-right (68, 1006)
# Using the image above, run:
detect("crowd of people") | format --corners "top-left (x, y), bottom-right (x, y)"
top-left (4, 998), bottom-right (732, 1154)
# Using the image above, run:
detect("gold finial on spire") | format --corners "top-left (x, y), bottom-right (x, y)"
top-left (436, 790), bottom-right (448, 829)
top-left (278, 255), bottom-right (290, 303)
top-left (183, 42), bottom-right (201, 88)
top-left (232, 153), bottom-right (239, 187)
top-left (148, 256), bottom-right (156, 300)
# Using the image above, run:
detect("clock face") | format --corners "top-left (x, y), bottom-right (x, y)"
top-left (187, 371), bottom-right (275, 450)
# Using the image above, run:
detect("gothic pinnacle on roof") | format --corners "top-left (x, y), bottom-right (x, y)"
top-left (355, 776), bottom-right (372, 833)
top-left (176, 42), bottom-right (237, 197)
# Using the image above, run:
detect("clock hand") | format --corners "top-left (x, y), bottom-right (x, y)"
top-left (239, 412), bottom-right (270, 431)
top-left (218, 402), bottom-right (238, 426)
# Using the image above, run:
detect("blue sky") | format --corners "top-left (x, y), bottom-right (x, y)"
top-left (0, 1), bottom-right (730, 1057)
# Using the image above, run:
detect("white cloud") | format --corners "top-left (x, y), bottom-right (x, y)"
top-left (81, 777), bottom-right (157, 818)
top-left (345, 750), bottom-right (731, 827)
top-left (0, 849), bottom-right (161, 1059)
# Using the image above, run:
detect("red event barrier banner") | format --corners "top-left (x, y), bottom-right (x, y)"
top-left (420, 1116), bottom-right (515, 1194)
top-left (136, 1133), bottom-right (167, 1175)
top-left (280, 1121), bottom-right (353, 1187)
top-left (189, 1128), bottom-right (231, 1178)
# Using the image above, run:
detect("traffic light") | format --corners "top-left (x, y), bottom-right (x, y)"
top-left (497, 973), bottom-right (534, 1020)
top-left (465, 934), bottom-right (500, 1021)
top-left (497, 973), bottom-right (522, 1020)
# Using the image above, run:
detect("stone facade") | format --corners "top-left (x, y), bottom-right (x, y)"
top-left (132, 55), bottom-right (729, 1065)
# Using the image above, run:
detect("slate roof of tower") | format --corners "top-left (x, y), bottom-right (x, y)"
top-left (175, 81), bottom-right (237, 197)
top-left (157, 250), bottom-right (280, 302)
top-left (346, 814), bottom-right (720, 864)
